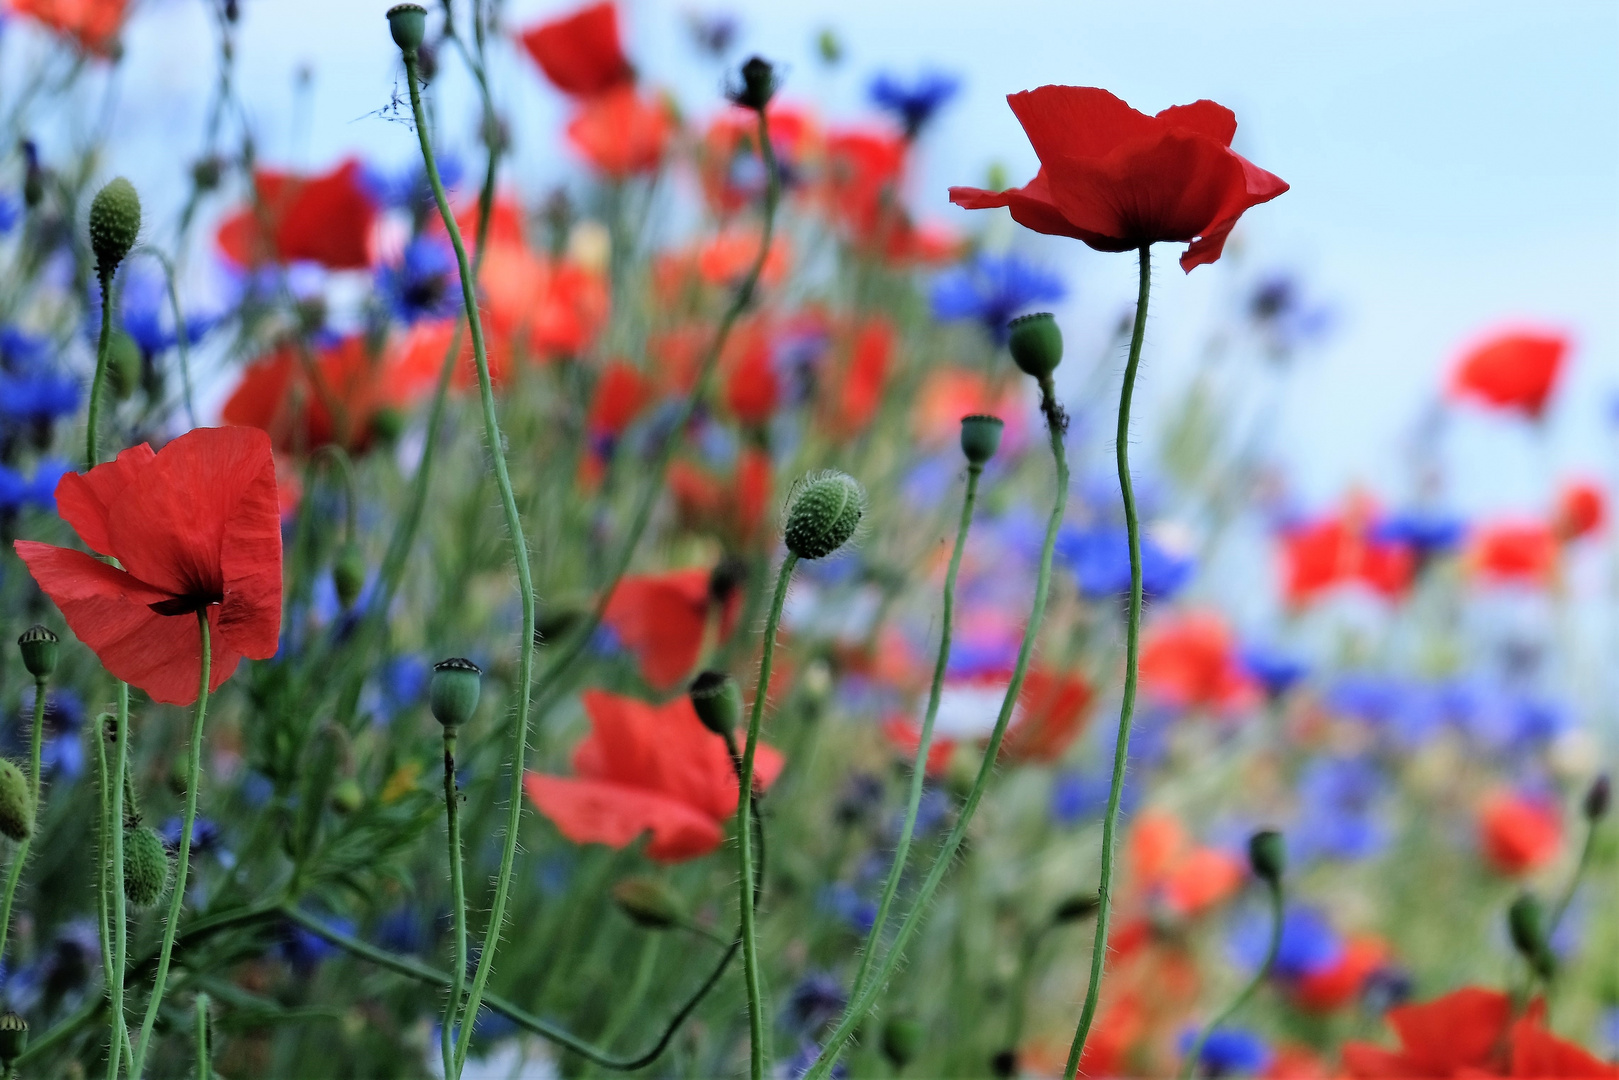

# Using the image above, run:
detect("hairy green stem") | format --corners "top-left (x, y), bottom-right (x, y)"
top-left (0, 676), bottom-right (48, 967)
top-left (87, 267), bottom-right (116, 469)
top-left (1179, 876), bottom-right (1284, 1079)
top-left (130, 612), bottom-right (212, 1078)
top-left (194, 992), bottom-right (210, 1080)
top-left (107, 682), bottom-right (130, 1080)
top-left (1064, 244), bottom-right (1153, 1080)
top-left (440, 729), bottom-right (467, 1078)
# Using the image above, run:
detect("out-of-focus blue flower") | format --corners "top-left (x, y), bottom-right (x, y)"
top-left (376, 235), bottom-right (460, 325)
top-left (108, 264), bottom-right (217, 357)
top-left (1372, 510), bottom-right (1467, 560)
top-left (902, 454), bottom-right (957, 509)
top-left (783, 1039), bottom-right (848, 1080)
top-left (5, 918), bottom-right (100, 1012)
top-left (1247, 271), bottom-right (1333, 354)
top-left (868, 69), bottom-right (961, 138)
top-left (277, 914), bottom-right (354, 973)
top-left (0, 193), bottom-right (20, 234)
top-left (1239, 645), bottom-right (1308, 699)
top-left (1232, 905), bottom-right (1342, 980)
top-left (366, 654), bottom-right (430, 721)
top-left (1326, 675), bottom-right (1444, 748)
top-left (159, 816), bottom-right (226, 856)
top-left (0, 327), bottom-right (79, 431)
top-left (1177, 1027), bottom-right (1272, 1076)
top-left (931, 253), bottom-right (1066, 346)
top-left (1052, 763), bottom-right (1141, 826)
top-left (0, 460), bottom-right (68, 514)
top-left (375, 907), bottom-right (429, 955)
top-left (684, 10), bottom-right (738, 56)
top-left (1292, 756), bottom-right (1389, 862)
top-left (1057, 525), bottom-right (1195, 602)
top-left (782, 972), bottom-right (845, 1035)
top-left (359, 155), bottom-right (462, 212)
top-left (946, 636), bottom-right (1017, 679)
top-left (819, 882), bottom-right (877, 934)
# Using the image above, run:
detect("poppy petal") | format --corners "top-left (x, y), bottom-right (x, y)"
top-left (523, 773), bottom-right (723, 862)
top-left (1006, 85), bottom-right (1158, 164)
top-left (53, 443), bottom-right (157, 556)
top-left (1156, 99), bottom-right (1238, 146)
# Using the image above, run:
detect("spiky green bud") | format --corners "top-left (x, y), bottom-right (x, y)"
top-left (123, 825), bottom-right (171, 908)
top-left (17, 623), bottom-right (59, 679)
top-left (784, 470), bottom-right (864, 561)
top-left (959, 414), bottom-right (1004, 467)
top-left (89, 177), bottom-right (141, 280)
top-left (429, 657), bottom-right (481, 729)
top-left (1007, 312), bottom-right (1062, 380)
top-left (0, 761), bottom-right (31, 842)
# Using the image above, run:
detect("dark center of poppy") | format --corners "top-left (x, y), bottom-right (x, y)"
top-left (148, 592), bottom-right (223, 617)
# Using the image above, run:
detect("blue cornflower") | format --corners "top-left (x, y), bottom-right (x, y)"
top-left (276, 914), bottom-right (354, 973)
top-left (0, 459), bottom-right (69, 515)
top-left (0, 193), bottom-right (19, 234)
top-left (1326, 675), bottom-right (1444, 748)
top-left (0, 330), bottom-right (79, 429)
top-left (1372, 509), bottom-right (1467, 560)
top-left (1291, 756), bottom-right (1389, 862)
top-left (782, 972), bottom-right (845, 1036)
top-left (1232, 905), bottom-right (1342, 980)
top-left (376, 236), bottom-right (460, 325)
top-left (358, 155), bottom-right (462, 213)
top-left (931, 253), bottom-right (1066, 345)
top-left (369, 655), bottom-right (430, 720)
top-left (1057, 524), bottom-right (1195, 602)
top-left (1238, 645), bottom-right (1308, 699)
top-left (819, 882), bottom-right (877, 934)
top-left (1177, 1027), bottom-right (1272, 1076)
top-left (375, 907), bottom-right (428, 955)
top-left (1246, 271), bottom-right (1333, 354)
top-left (868, 70), bottom-right (961, 138)
top-left (1052, 764), bottom-right (1140, 826)
top-left (159, 816), bottom-right (225, 856)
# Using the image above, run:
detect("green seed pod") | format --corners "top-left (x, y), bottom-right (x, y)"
top-left (106, 329), bottom-right (143, 400)
top-left (784, 470), bottom-right (865, 561)
top-left (430, 657), bottom-right (482, 730)
top-left (1007, 312), bottom-right (1063, 380)
top-left (1248, 829), bottom-right (1285, 884)
top-left (0, 1010), bottom-right (27, 1067)
top-left (123, 825), bottom-right (172, 908)
top-left (386, 3), bottom-right (427, 53)
top-left (89, 177), bottom-right (141, 280)
top-left (959, 414), bottom-right (1004, 467)
top-left (611, 877), bottom-right (685, 930)
top-left (17, 623), bottom-right (59, 679)
top-left (881, 1014), bottom-right (922, 1069)
top-left (688, 670), bottom-right (742, 739)
top-left (0, 761), bottom-right (31, 842)
top-left (1051, 893), bottom-right (1100, 925)
top-left (333, 542), bottom-right (366, 610)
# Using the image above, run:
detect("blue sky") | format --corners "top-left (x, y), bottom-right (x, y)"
top-left (30, 0), bottom-right (1619, 509)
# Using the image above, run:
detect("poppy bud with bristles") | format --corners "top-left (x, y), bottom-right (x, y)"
top-left (1248, 828), bottom-right (1285, 884)
top-left (0, 761), bottom-right (30, 842)
top-left (689, 670), bottom-right (742, 740)
top-left (784, 470), bottom-right (865, 561)
top-left (0, 1011), bottom-right (26, 1067)
top-left (1585, 774), bottom-right (1610, 822)
top-left (123, 825), bottom-right (172, 908)
top-left (89, 177), bottom-right (141, 281)
top-left (611, 877), bottom-right (685, 930)
top-left (429, 658), bottom-right (481, 730)
top-left (959, 414), bottom-right (1004, 467)
top-left (18, 623), bottom-right (59, 679)
top-left (386, 2), bottom-right (427, 53)
top-left (1007, 312), bottom-right (1062, 380)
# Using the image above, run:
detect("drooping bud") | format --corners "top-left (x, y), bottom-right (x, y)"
top-left (123, 825), bottom-right (172, 908)
top-left (17, 623), bottom-right (59, 679)
top-left (1248, 829), bottom-right (1285, 884)
top-left (1585, 774), bottom-right (1611, 822)
top-left (89, 177), bottom-right (141, 281)
top-left (1007, 312), bottom-right (1063, 380)
top-left (611, 877), bottom-right (685, 930)
top-left (729, 56), bottom-right (777, 112)
top-left (881, 1014), bottom-right (922, 1069)
top-left (688, 671), bottom-right (742, 740)
top-left (429, 658), bottom-right (482, 729)
top-left (106, 329), bottom-right (143, 400)
top-left (1507, 894), bottom-right (1554, 977)
top-left (784, 470), bottom-right (865, 561)
top-left (1051, 893), bottom-right (1100, 925)
top-left (22, 141), bottom-right (44, 209)
top-left (333, 542), bottom-right (366, 610)
top-left (386, 3), bottom-right (428, 53)
top-left (0, 1011), bottom-right (26, 1068)
top-left (0, 762), bottom-right (31, 842)
top-left (959, 414), bottom-right (1004, 468)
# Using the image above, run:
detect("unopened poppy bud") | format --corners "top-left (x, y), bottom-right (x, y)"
top-left (1507, 894), bottom-right (1554, 975)
top-left (784, 470), bottom-right (865, 561)
top-left (881, 1014), bottom-right (922, 1069)
top-left (1585, 774), bottom-right (1610, 822)
top-left (369, 405), bottom-right (405, 445)
top-left (18, 623), bottom-right (59, 679)
top-left (689, 670), bottom-right (742, 739)
top-left (430, 658), bottom-right (481, 729)
top-left (0, 762), bottom-right (30, 842)
top-left (89, 177), bottom-right (141, 281)
top-left (123, 825), bottom-right (172, 908)
top-left (730, 56), bottom-right (777, 112)
top-left (386, 3), bottom-right (427, 53)
top-left (0, 1011), bottom-right (26, 1067)
top-left (333, 542), bottom-right (366, 610)
top-left (330, 778), bottom-right (364, 814)
top-left (708, 555), bottom-right (746, 607)
top-left (1051, 893), bottom-right (1100, 924)
top-left (1007, 312), bottom-right (1063, 379)
top-left (1248, 829), bottom-right (1285, 884)
top-left (191, 155), bottom-right (223, 192)
top-left (22, 141), bottom-right (44, 209)
top-left (611, 876), bottom-right (685, 930)
top-left (106, 329), bottom-right (142, 400)
top-left (959, 414), bottom-right (1004, 467)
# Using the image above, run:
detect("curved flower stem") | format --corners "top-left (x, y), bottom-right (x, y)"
top-left (130, 611), bottom-right (212, 1078)
top-left (1063, 243), bottom-right (1153, 1080)
top-left (0, 674), bottom-right (48, 968)
top-left (134, 246), bottom-right (196, 428)
top-left (194, 992), bottom-right (210, 1080)
top-left (107, 681), bottom-right (130, 1080)
top-left (312, 445), bottom-right (359, 546)
top-left (440, 729), bottom-right (467, 1078)
top-left (845, 463), bottom-right (983, 1008)
top-left (1178, 875), bottom-right (1284, 1080)
top-left (738, 552), bottom-right (797, 1080)
top-left (87, 266), bottom-right (117, 470)
top-left (806, 387), bottom-right (1071, 1080)
top-left (1548, 814), bottom-right (1599, 938)
top-left (398, 48), bottom-right (537, 1080)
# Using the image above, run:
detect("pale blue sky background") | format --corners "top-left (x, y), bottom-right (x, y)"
top-left (29, 0), bottom-right (1619, 511)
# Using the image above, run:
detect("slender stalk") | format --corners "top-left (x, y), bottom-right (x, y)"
top-left (398, 49), bottom-right (537, 1079)
top-left (440, 729), bottom-right (467, 1078)
top-left (738, 553), bottom-right (797, 1080)
top-left (141, 247), bottom-right (197, 427)
top-left (1548, 815), bottom-right (1599, 937)
top-left (130, 612), bottom-right (212, 1078)
top-left (805, 387), bottom-right (1071, 1080)
top-left (1178, 875), bottom-right (1284, 1079)
top-left (0, 676), bottom-right (48, 966)
top-left (1063, 244), bottom-right (1153, 1080)
top-left (846, 464), bottom-right (983, 1007)
top-left (194, 992), bottom-right (210, 1080)
top-left (87, 267), bottom-right (117, 469)
top-left (107, 681), bottom-right (130, 1080)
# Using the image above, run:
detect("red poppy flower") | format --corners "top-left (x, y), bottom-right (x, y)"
top-left (821, 127), bottom-right (909, 245)
top-left (216, 159), bottom-right (376, 270)
top-left (1553, 480), bottom-right (1606, 541)
top-left (566, 87), bottom-right (672, 177)
top-left (1160, 847), bottom-right (1245, 916)
top-left (1479, 792), bottom-right (1561, 876)
top-left (823, 318), bottom-right (894, 436)
top-left (524, 690), bottom-right (784, 862)
top-left (949, 86), bottom-right (1288, 272)
top-left (1470, 520), bottom-right (1558, 587)
top-left (14, 427), bottom-right (282, 706)
top-left (1138, 611), bottom-right (1259, 714)
top-left (1000, 668), bottom-right (1093, 762)
top-left (1448, 329), bottom-right (1569, 420)
top-left (1074, 993), bottom-right (1147, 1080)
top-left (913, 368), bottom-right (1027, 449)
top-left (8, 0), bottom-right (125, 54)
top-left (603, 569), bottom-right (738, 691)
top-left (723, 329), bottom-right (779, 427)
top-left (881, 716), bottom-right (956, 778)
top-left (1290, 935), bottom-right (1387, 1012)
top-left (1280, 502), bottom-right (1415, 605)
top-left (477, 244), bottom-right (610, 374)
top-left (699, 104), bottom-right (820, 215)
top-left (587, 360), bottom-right (655, 440)
top-left (517, 1), bottom-right (634, 99)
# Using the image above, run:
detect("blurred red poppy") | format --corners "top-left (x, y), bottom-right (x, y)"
top-left (881, 716), bottom-right (956, 777)
top-left (1479, 793), bottom-right (1561, 876)
top-left (949, 86), bottom-right (1288, 272)
top-left (517, 1), bottom-right (633, 99)
top-left (566, 87), bottom-right (672, 177)
top-left (216, 159), bottom-right (376, 270)
top-left (587, 360), bottom-right (654, 440)
top-left (1470, 520), bottom-right (1557, 586)
top-left (14, 427), bottom-right (282, 706)
top-left (1159, 847), bottom-right (1245, 916)
top-left (1280, 504), bottom-right (1415, 605)
top-left (668, 449), bottom-right (774, 546)
top-left (603, 568), bottom-right (739, 691)
top-left (914, 368), bottom-right (1027, 449)
top-left (1290, 935), bottom-right (1387, 1012)
top-left (8, 0), bottom-right (125, 54)
top-left (1553, 480), bottom-right (1606, 541)
top-left (723, 328), bottom-right (779, 427)
top-left (1138, 611), bottom-right (1259, 714)
top-left (524, 690), bottom-right (784, 862)
top-left (699, 105), bottom-right (820, 215)
top-left (822, 127), bottom-right (908, 246)
top-left (823, 318), bottom-right (894, 436)
top-left (1448, 329), bottom-right (1569, 420)
top-left (1001, 668), bottom-right (1093, 762)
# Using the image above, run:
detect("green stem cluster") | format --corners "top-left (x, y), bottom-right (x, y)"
top-left (440, 730), bottom-right (467, 1078)
top-left (0, 674), bottom-right (48, 968)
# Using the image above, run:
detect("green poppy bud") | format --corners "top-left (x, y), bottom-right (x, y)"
top-left (784, 470), bottom-right (865, 561)
top-left (0, 761), bottom-right (31, 842)
top-left (688, 670), bottom-right (742, 740)
top-left (881, 1014), bottom-right (922, 1069)
top-left (89, 177), bottom-right (141, 281)
top-left (369, 405), bottom-right (406, 445)
top-left (0, 1011), bottom-right (27, 1067)
top-left (1585, 774), bottom-right (1610, 822)
top-left (815, 28), bottom-right (842, 66)
top-left (333, 542), bottom-right (366, 610)
top-left (1007, 312), bottom-right (1063, 380)
top-left (106, 329), bottom-right (143, 400)
top-left (1051, 893), bottom-right (1100, 925)
top-left (386, 3), bottom-right (427, 53)
top-left (330, 778), bottom-right (365, 814)
top-left (611, 877), bottom-right (685, 930)
top-left (430, 657), bottom-right (482, 729)
top-left (123, 825), bottom-right (172, 908)
top-left (1248, 829), bottom-right (1285, 884)
top-left (1508, 894), bottom-right (1555, 977)
top-left (17, 623), bottom-right (59, 679)
top-left (959, 414), bottom-right (1004, 467)
top-left (730, 56), bottom-right (777, 112)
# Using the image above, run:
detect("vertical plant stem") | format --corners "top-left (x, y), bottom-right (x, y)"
top-left (130, 612), bottom-right (212, 1078)
top-left (398, 49), bottom-right (536, 1080)
top-left (0, 675), bottom-right (48, 967)
top-left (440, 729), bottom-right (467, 1078)
top-left (194, 992), bottom-right (210, 1080)
top-left (1063, 244), bottom-right (1153, 1080)
top-left (738, 553), bottom-right (797, 1080)
top-left (87, 267), bottom-right (116, 470)
top-left (107, 682), bottom-right (130, 1080)
top-left (1178, 876), bottom-right (1284, 1080)
top-left (846, 464), bottom-right (983, 1007)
